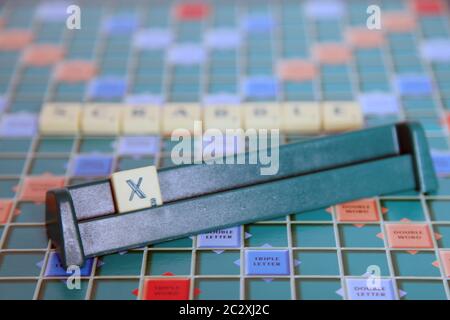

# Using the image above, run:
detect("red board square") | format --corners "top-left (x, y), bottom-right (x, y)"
top-left (440, 251), bottom-right (450, 277)
top-left (336, 199), bottom-right (380, 222)
top-left (413, 0), bottom-right (444, 15)
top-left (143, 278), bottom-right (190, 300)
top-left (386, 223), bottom-right (433, 249)
top-left (20, 176), bottom-right (65, 203)
top-left (0, 200), bottom-right (13, 224)
top-left (0, 29), bottom-right (33, 51)
top-left (55, 60), bottom-right (97, 83)
top-left (175, 3), bottom-right (210, 21)
top-left (23, 45), bottom-right (65, 66)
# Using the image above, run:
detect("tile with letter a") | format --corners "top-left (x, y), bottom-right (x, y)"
top-left (204, 105), bottom-right (242, 131)
top-left (122, 105), bottom-right (160, 135)
top-left (322, 102), bottom-right (363, 132)
top-left (81, 104), bottom-right (122, 135)
top-left (281, 102), bottom-right (322, 134)
top-left (162, 103), bottom-right (201, 136)
top-left (244, 103), bottom-right (281, 130)
top-left (39, 103), bottom-right (82, 135)
top-left (111, 165), bottom-right (163, 213)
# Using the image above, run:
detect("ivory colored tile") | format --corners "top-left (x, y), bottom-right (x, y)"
top-left (281, 102), bottom-right (321, 134)
top-left (39, 103), bottom-right (82, 135)
top-left (111, 166), bottom-right (163, 213)
top-left (203, 105), bottom-right (242, 131)
top-left (122, 105), bottom-right (161, 135)
top-left (81, 104), bottom-right (122, 135)
top-left (0, 200), bottom-right (13, 224)
top-left (162, 103), bottom-right (201, 136)
top-left (386, 224), bottom-right (433, 249)
top-left (244, 103), bottom-right (281, 130)
top-left (336, 199), bottom-right (380, 222)
top-left (322, 102), bottom-right (364, 132)
top-left (19, 176), bottom-right (65, 203)
top-left (440, 251), bottom-right (450, 277)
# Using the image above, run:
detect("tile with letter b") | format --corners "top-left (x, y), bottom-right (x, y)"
top-left (203, 105), bottom-right (242, 131)
top-left (81, 104), bottom-right (122, 135)
top-left (244, 103), bottom-right (281, 130)
top-left (122, 105), bottom-right (161, 135)
top-left (281, 102), bottom-right (322, 134)
top-left (39, 103), bottom-right (82, 135)
top-left (162, 103), bottom-right (201, 135)
top-left (111, 165), bottom-right (163, 213)
top-left (322, 102), bottom-right (363, 132)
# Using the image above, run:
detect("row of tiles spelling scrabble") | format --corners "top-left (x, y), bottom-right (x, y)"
top-left (39, 102), bottom-right (363, 135)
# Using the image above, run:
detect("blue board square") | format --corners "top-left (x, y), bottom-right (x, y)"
top-left (103, 14), bottom-right (138, 35)
top-left (396, 75), bottom-right (433, 96)
top-left (197, 227), bottom-right (242, 248)
top-left (245, 250), bottom-right (290, 275)
top-left (243, 77), bottom-right (278, 99)
top-left (72, 155), bottom-right (113, 177)
top-left (45, 252), bottom-right (93, 277)
top-left (346, 278), bottom-right (396, 300)
top-left (88, 77), bottom-right (127, 100)
top-left (242, 14), bottom-right (274, 33)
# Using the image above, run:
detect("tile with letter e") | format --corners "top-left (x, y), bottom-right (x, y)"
top-left (345, 278), bottom-right (396, 300)
top-left (281, 102), bottom-right (322, 134)
top-left (385, 223), bottom-right (433, 249)
top-left (111, 165), bottom-right (162, 213)
top-left (322, 101), bottom-right (364, 132)
top-left (162, 103), bottom-right (201, 135)
top-left (245, 250), bottom-right (290, 276)
top-left (244, 103), bottom-right (281, 130)
top-left (45, 252), bottom-right (93, 277)
top-left (197, 226), bottom-right (241, 248)
top-left (81, 104), bottom-right (122, 135)
top-left (143, 278), bottom-right (190, 300)
top-left (39, 103), bottom-right (81, 135)
top-left (122, 105), bottom-right (160, 135)
top-left (203, 105), bottom-right (242, 131)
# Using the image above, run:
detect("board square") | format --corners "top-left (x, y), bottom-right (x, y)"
top-left (336, 199), bottom-right (380, 222)
top-left (19, 176), bottom-right (65, 203)
top-left (386, 224), bottom-right (433, 249)
top-left (143, 278), bottom-right (190, 300)
top-left (245, 250), bottom-right (290, 275)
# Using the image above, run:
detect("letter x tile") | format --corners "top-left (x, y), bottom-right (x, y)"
top-left (111, 166), bottom-right (163, 213)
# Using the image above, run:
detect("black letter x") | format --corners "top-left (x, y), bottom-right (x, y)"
top-left (126, 177), bottom-right (146, 201)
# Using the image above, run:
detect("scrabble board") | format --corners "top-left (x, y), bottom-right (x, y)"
top-left (1, 0), bottom-right (450, 300)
